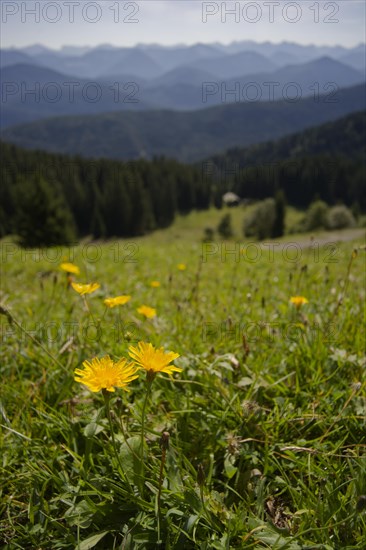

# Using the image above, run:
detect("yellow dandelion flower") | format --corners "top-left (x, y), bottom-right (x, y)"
top-left (71, 282), bottom-right (100, 295)
top-left (128, 342), bottom-right (181, 379)
top-left (290, 296), bottom-right (309, 308)
top-left (150, 281), bottom-right (161, 288)
top-left (104, 295), bottom-right (131, 308)
top-left (177, 263), bottom-right (186, 271)
top-left (74, 355), bottom-right (139, 393)
top-left (60, 262), bottom-right (80, 275)
top-left (137, 305), bottom-right (156, 318)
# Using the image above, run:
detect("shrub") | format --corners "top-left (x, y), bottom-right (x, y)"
top-left (243, 198), bottom-right (276, 240)
top-left (327, 205), bottom-right (356, 230)
top-left (304, 200), bottom-right (329, 231)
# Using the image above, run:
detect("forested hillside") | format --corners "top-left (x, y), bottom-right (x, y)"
top-left (207, 110), bottom-right (366, 209)
top-left (1, 110), bottom-right (365, 246)
top-left (209, 111), bottom-right (366, 165)
top-left (2, 84), bottom-right (365, 162)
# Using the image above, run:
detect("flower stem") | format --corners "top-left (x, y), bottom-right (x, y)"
top-left (157, 448), bottom-right (166, 514)
top-left (328, 248), bottom-right (357, 323)
top-left (157, 432), bottom-right (169, 544)
top-left (103, 391), bottom-right (132, 492)
top-left (83, 295), bottom-right (97, 326)
top-left (157, 452), bottom-right (165, 543)
top-left (139, 379), bottom-right (153, 494)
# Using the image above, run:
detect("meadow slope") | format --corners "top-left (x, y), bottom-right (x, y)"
top-left (1, 224), bottom-right (365, 548)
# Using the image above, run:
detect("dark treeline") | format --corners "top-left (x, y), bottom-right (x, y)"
top-left (224, 154), bottom-right (365, 210)
top-left (1, 142), bottom-right (211, 246)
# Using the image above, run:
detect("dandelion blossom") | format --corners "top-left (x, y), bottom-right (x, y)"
top-left (150, 281), bottom-right (160, 288)
top-left (290, 296), bottom-right (308, 308)
top-left (60, 262), bottom-right (80, 275)
top-left (128, 341), bottom-right (181, 379)
top-left (104, 295), bottom-right (131, 308)
top-left (71, 282), bottom-right (100, 295)
top-left (74, 355), bottom-right (139, 393)
top-left (177, 263), bottom-right (186, 271)
top-left (137, 305), bottom-right (156, 318)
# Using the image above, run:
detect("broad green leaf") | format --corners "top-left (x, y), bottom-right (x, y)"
top-left (224, 455), bottom-right (237, 479)
top-left (83, 422), bottom-right (104, 438)
top-left (76, 531), bottom-right (108, 550)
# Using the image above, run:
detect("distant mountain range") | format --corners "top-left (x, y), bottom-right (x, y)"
top-left (2, 41), bottom-right (365, 73)
top-left (2, 83), bottom-right (365, 163)
top-left (1, 41), bottom-right (365, 162)
top-left (0, 63), bottom-right (152, 128)
top-left (1, 43), bottom-right (365, 128)
top-left (142, 56), bottom-right (364, 110)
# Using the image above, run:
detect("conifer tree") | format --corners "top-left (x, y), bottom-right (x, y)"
top-left (217, 213), bottom-right (233, 239)
top-left (272, 189), bottom-right (286, 238)
top-left (15, 175), bottom-right (76, 247)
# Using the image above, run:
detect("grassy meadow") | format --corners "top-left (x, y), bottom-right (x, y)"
top-left (1, 210), bottom-right (365, 549)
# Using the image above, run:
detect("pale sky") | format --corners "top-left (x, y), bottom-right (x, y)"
top-left (1, 1), bottom-right (365, 50)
